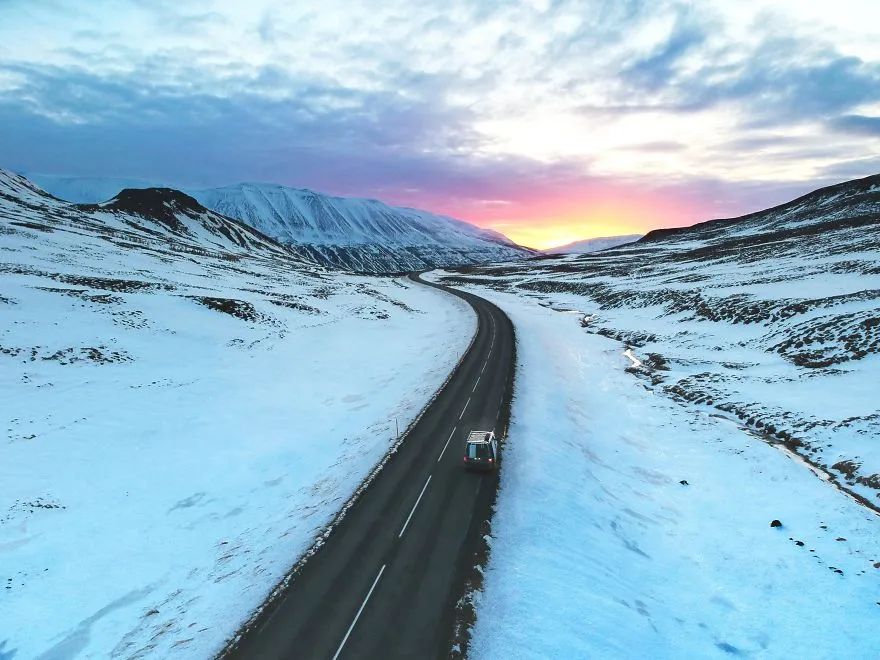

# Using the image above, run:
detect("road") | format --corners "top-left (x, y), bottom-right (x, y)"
top-left (224, 272), bottom-right (515, 659)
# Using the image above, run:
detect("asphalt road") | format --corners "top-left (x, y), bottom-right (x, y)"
top-left (224, 272), bottom-right (515, 660)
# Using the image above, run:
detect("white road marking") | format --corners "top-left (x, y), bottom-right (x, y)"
top-left (398, 475), bottom-right (432, 539)
top-left (333, 563), bottom-right (386, 660)
top-left (459, 398), bottom-right (470, 420)
top-left (472, 376), bottom-right (481, 392)
top-left (480, 361), bottom-right (487, 374)
top-left (438, 427), bottom-right (456, 462)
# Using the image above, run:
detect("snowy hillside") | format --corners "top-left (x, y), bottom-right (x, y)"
top-left (548, 233), bottom-right (642, 253)
top-left (0, 170), bottom-right (475, 658)
top-left (28, 174), bottom-right (535, 272)
top-left (428, 172), bottom-right (880, 657)
top-left (192, 183), bottom-right (533, 272)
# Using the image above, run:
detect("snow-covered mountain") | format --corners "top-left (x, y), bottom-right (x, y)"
top-left (0, 169), bottom-right (474, 658)
top-left (27, 174), bottom-right (535, 272)
top-left (432, 173), bottom-right (880, 657)
top-left (547, 233), bottom-right (642, 253)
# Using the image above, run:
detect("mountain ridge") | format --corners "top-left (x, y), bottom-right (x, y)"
top-left (26, 173), bottom-right (534, 272)
top-left (641, 172), bottom-right (880, 244)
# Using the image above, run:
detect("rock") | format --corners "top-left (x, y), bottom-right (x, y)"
top-left (679, 480), bottom-right (689, 486)
top-left (770, 519), bottom-right (782, 528)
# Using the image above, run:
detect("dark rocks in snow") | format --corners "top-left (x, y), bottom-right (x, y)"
top-left (679, 480), bottom-right (689, 486)
top-left (770, 519), bottom-right (783, 528)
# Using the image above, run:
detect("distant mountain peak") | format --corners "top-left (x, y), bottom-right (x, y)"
top-left (548, 234), bottom-right (644, 254)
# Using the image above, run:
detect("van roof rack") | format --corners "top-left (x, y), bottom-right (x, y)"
top-left (466, 430), bottom-right (494, 443)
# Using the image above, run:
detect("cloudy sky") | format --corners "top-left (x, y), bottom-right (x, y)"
top-left (1, 0), bottom-right (879, 248)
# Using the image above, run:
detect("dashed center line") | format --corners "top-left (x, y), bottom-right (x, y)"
top-left (438, 427), bottom-right (456, 462)
top-left (398, 475), bottom-right (432, 539)
top-left (333, 563), bottom-right (386, 660)
top-left (322, 281), bottom-right (511, 660)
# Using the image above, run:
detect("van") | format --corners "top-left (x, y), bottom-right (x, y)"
top-left (463, 430), bottom-right (498, 470)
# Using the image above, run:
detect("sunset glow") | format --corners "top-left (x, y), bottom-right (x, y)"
top-left (1, 0), bottom-right (879, 243)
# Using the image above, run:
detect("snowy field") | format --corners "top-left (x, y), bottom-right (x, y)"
top-left (434, 282), bottom-right (880, 659)
top-left (426, 178), bottom-right (880, 657)
top-left (0, 172), bottom-right (475, 658)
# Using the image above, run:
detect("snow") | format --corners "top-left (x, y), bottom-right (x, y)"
top-left (0, 171), bottom-right (476, 658)
top-left (439, 284), bottom-right (880, 659)
top-left (425, 174), bottom-right (880, 657)
top-left (188, 183), bottom-right (532, 271)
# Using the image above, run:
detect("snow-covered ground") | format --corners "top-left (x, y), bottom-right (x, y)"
top-left (437, 174), bottom-right (880, 506)
top-left (426, 175), bottom-right (880, 657)
top-left (0, 171), bottom-right (475, 658)
top-left (432, 282), bottom-right (880, 658)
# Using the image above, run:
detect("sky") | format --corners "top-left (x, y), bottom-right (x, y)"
top-left (1, 1), bottom-right (879, 249)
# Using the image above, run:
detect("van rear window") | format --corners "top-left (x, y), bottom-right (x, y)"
top-left (467, 443), bottom-right (490, 459)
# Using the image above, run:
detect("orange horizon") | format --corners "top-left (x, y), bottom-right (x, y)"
top-left (463, 196), bottom-right (704, 251)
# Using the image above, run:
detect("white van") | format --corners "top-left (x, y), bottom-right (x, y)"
top-left (463, 430), bottom-right (498, 470)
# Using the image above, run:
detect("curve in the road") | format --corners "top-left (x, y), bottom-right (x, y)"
top-left (222, 272), bottom-right (516, 660)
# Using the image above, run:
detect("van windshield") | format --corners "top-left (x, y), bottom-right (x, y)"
top-left (467, 443), bottom-right (490, 459)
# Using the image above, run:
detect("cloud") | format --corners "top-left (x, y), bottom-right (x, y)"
top-left (622, 34), bottom-right (880, 124)
top-left (831, 114), bottom-right (880, 136)
top-left (617, 141), bottom-right (687, 152)
top-left (621, 9), bottom-right (709, 92)
top-left (0, 0), bottom-right (878, 241)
